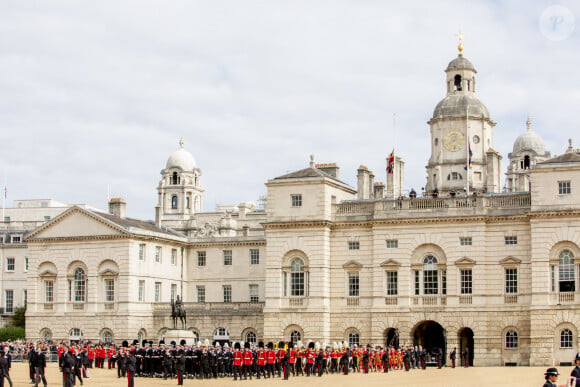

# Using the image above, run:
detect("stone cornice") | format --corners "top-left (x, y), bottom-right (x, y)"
top-left (27, 234), bottom-right (188, 246)
top-left (262, 221), bottom-right (332, 230)
top-left (189, 240), bottom-right (266, 248)
top-left (528, 210), bottom-right (580, 219)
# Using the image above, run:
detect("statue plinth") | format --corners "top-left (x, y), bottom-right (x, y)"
top-left (164, 329), bottom-right (196, 346)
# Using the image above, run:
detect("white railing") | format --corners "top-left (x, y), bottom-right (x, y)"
top-left (460, 295), bottom-right (472, 305)
top-left (504, 295), bottom-right (518, 304)
top-left (346, 297), bottom-right (359, 306)
top-left (412, 295), bottom-right (446, 306)
top-left (385, 296), bottom-right (398, 305)
top-left (559, 292), bottom-right (575, 304)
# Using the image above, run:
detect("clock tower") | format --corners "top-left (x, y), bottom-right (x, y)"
top-left (425, 42), bottom-right (501, 196)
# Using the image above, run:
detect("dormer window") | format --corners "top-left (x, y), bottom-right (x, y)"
top-left (171, 172), bottom-right (180, 185)
top-left (171, 195), bottom-right (178, 209)
top-left (447, 172), bottom-right (462, 181)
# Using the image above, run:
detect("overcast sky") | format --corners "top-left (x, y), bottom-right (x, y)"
top-left (1, 1), bottom-right (579, 220)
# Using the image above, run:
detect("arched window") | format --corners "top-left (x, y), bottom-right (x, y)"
top-left (561, 329), bottom-right (573, 348)
top-left (423, 256), bottom-right (439, 295)
top-left (290, 330), bottom-right (301, 344)
top-left (103, 330), bottom-right (113, 344)
top-left (348, 332), bottom-right (360, 347)
top-left (447, 172), bottom-right (463, 181)
top-left (171, 195), bottom-right (178, 209)
top-left (171, 172), bottom-right (180, 185)
top-left (69, 328), bottom-right (83, 342)
top-left (74, 268), bottom-right (86, 302)
top-left (454, 74), bottom-right (462, 91)
top-left (290, 258), bottom-right (305, 296)
top-left (137, 329), bottom-right (146, 343)
top-left (186, 196), bottom-right (190, 209)
top-left (559, 250), bottom-right (575, 292)
top-left (40, 329), bottom-right (52, 341)
top-left (505, 330), bottom-right (518, 349)
top-left (245, 331), bottom-right (257, 344)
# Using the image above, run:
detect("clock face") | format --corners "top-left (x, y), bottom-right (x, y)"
top-left (443, 129), bottom-right (465, 152)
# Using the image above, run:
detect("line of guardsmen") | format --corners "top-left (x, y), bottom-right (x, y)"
top-left (47, 339), bottom-right (448, 385)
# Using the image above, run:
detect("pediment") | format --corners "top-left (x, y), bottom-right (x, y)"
top-left (39, 269), bottom-right (57, 277)
top-left (99, 268), bottom-right (119, 276)
top-left (342, 260), bottom-right (363, 270)
top-left (380, 259), bottom-right (401, 268)
top-left (499, 256), bottom-right (522, 266)
top-left (27, 207), bottom-right (126, 240)
top-left (454, 257), bottom-right (476, 266)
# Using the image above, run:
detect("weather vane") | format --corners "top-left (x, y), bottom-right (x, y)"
top-left (456, 30), bottom-right (465, 55)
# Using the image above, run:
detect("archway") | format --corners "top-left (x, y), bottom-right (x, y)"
top-left (412, 321), bottom-right (446, 365)
top-left (458, 327), bottom-right (474, 366)
top-left (384, 328), bottom-right (399, 348)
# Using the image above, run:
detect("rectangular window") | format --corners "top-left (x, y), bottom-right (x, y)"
top-left (44, 215), bottom-right (51, 221)
top-left (223, 285), bottom-right (232, 303)
top-left (171, 249), bottom-right (177, 265)
top-left (441, 270), bottom-right (447, 295)
top-left (3, 217), bottom-right (10, 223)
top-left (155, 246), bottom-right (162, 263)
top-left (460, 269), bottom-right (473, 294)
top-left (551, 265), bottom-right (556, 292)
top-left (197, 251), bottom-right (206, 266)
top-left (5, 290), bottom-right (13, 313)
top-left (460, 237), bottom-right (472, 246)
top-left (44, 280), bottom-right (54, 303)
top-left (23, 289), bottom-right (27, 306)
top-left (250, 249), bottom-right (260, 265)
top-left (386, 271), bottom-right (398, 296)
top-left (155, 282), bottom-right (161, 302)
top-left (11, 235), bottom-right (21, 243)
top-left (348, 272), bottom-right (360, 297)
top-left (105, 279), bottom-right (115, 302)
top-left (291, 271), bottom-right (305, 296)
top-left (386, 239), bottom-right (398, 248)
top-left (24, 257), bottom-right (28, 272)
top-left (559, 181), bottom-right (571, 195)
top-left (348, 241), bottom-right (360, 250)
top-left (414, 270), bottom-right (420, 295)
top-left (197, 286), bottom-right (205, 303)
top-left (249, 284), bottom-right (259, 302)
top-left (505, 268), bottom-right (518, 294)
top-left (5, 258), bottom-right (14, 272)
top-left (504, 236), bottom-right (517, 245)
top-left (139, 244), bottom-right (146, 261)
top-left (138, 280), bottom-right (145, 302)
top-left (223, 250), bottom-right (232, 266)
top-left (291, 194), bottom-right (302, 207)
top-left (424, 269), bottom-right (438, 295)
top-left (283, 272), bottom-right (287, 297)
top-left (171, 284), bottom-right (177, 301)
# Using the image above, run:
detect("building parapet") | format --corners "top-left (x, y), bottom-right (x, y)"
top-left (153, 302), bottom-right (264, 317)
top-left (334, 193), bottom-right (531, 220)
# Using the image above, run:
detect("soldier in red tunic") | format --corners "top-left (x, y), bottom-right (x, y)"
top-left (232, 342), bottom-right (243, 381)
top-left (243, 342), bottom-right (253, 380)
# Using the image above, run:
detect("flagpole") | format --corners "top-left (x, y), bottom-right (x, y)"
top-left (466, 105), bottom-right (470, 196)
top-left (393, 113), bottom-right (398, 198)
top-left (2, 173), bottom-right (5, 222)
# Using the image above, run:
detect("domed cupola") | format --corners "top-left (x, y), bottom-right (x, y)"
top-left (425, 36), bottom-right (501, 196)
top-left (512, 117), bottom-right (547, 156)
top-left (166, 138), bottom-right (197, 171)
top-left (506, 117), bottom-right (551, 193)
top-left (156, 138), bottom-right (204, 230)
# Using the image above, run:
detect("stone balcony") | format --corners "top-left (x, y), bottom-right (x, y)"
top-left (152, 302), bottom-right (264, 317)
top-left (334, 193), bottom-right (531, 221)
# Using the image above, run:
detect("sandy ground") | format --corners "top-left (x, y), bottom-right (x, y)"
top-left (8, 362), bottom-right (575, 387)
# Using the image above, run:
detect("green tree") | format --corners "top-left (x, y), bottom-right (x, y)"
top-left (11, 305), bottom-right (25, 328)
top-left (0, 326), bottom-right (25, 341)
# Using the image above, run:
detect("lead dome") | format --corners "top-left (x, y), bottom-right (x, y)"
top-left (166, 139), bottom-right (197, 171)
top-left (433, 94), bottom-right (489, 119)
top-left (513, 118), bottom-right (547, 155)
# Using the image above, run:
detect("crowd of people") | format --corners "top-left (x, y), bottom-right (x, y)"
top-left (2, 338), bottom-right (580, 386)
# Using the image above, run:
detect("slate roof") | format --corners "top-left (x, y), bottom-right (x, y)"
top-left (274, 167), bottom-right (339, 181)
top-left (93, 211), bottom-right (184, 237)
top-left (539, 152), bottom-right (580, 164)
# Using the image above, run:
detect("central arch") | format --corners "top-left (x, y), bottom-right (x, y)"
top-left (412, 320), bottom-right (446, 365)
top-left (458, 327), bottom-right (474, 366)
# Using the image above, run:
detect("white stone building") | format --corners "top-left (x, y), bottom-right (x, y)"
top-left (19, 48), bottom-right (580, 367)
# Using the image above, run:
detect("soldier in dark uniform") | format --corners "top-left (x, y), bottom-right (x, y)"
top-left (176, 350), bottom-right (186, 385)
top-left (81, 348), bottom-right (90, 378)
top-left (381, 348), bottom-right (389, 373)
top-left (127, 350), bottom-right (137, 387)
top-left (571, 352), bottom-right (580, 386)
top-left (117, 350), bottom-right (127, 378)
top-left (450, 347), bottom-right (456, 368)
top-left (0, 350), bottom-right (8, 387)
top-left (463, 347), bottom-right (469, 368)
top-left (163, 347), bottom-right (173, 380)
top-left (34, 345), bottom-right (48, 387)
top-left (73, 349), bottom-right (83, 385)
top-left (62, 351), bottom-right (75, 387)
top-left (543, 367), bottom-right (559, 387)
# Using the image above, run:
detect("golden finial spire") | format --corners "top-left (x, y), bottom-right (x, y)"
top-left (456, 31), bottom-right (465, 56)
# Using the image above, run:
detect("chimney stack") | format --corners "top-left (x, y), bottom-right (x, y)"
top-left (315, 163), bottom-right (340, 178)
top-left (374, 182), bottom-right (385, 199)
top-left (109, 198), bottom-right (126, 218)
top-left (357, 165), bottom-right (371, 199)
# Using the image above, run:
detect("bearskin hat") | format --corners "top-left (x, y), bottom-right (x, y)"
top-left (159, 340), bottom-right (165, 345)
top-left (278, 341), bottom-right (285, 349)
top-left (142, 339), bottom-right (148, 347)
top-left (244, 341), bottom-right (251, 349)
top-left (234, 342), bottom-right (241, 350)
top-left (267, 342), bottom-right (274, 349)
top-left (122, 340), bottom-right (129, 348)
top-left (180, 339), bottom-right (186, 346)
top-left (258, 341), bottom-right (264, 349)
top-left (308, 341), bottom-right (315, 349)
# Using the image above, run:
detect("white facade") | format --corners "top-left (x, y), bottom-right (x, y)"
top-left (17, 49), bottom-right (580, 368)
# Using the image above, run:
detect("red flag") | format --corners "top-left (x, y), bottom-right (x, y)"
top-left (386, 150), bottom-right (395, 174)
